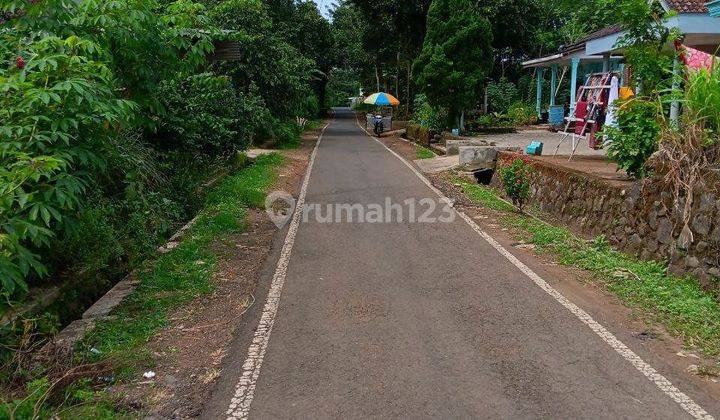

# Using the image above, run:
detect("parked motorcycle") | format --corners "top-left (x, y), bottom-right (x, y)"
top-left (373, 114), bottom-right (384, 135)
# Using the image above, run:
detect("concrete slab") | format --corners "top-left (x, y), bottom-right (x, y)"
top-left (414, 155), bottom-right (459, 174)
top-left (445, 139), bottom-right (491, 155)
top-left (458, 146), bottom-right (498, 171)
top-left (471, 130), bottom-right (606, 157)
top-left (246, 149), bottom-right (277, 160)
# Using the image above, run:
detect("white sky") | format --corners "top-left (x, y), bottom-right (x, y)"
top-left (312, 0), bottom-right (335, 19)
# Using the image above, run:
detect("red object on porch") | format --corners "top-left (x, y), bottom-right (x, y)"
top-left (574, 101), bottom-right (588, 135)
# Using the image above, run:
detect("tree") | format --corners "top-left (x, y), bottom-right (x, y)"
top-left (413, 0), bottom-right (493, 128)
top-left (208, 0), bottom-right (315, 119)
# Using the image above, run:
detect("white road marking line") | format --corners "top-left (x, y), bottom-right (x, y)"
top-left (355, 117), bottom-right (713, 420)
top-left (225, 122), bottom-right (330, 420)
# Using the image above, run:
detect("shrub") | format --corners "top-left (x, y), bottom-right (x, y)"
top-left (498, 157), bottom-right (534, 211)
top-left (302, 95), bottom-right (320, 118)
top-left (507, 101), bottom-right (538, 126)
top-left (412, 94), bottom-right (446, 130)
top-left (351, 102), bottom-right (376, 113)
top-left (156, 72), bottom-right (244, 157)
top-left (406, 123), bottom-right (418, 140)
top-left (684, 65), bottom-right (720, 143)
top-left (270, 120), bottom-right (303, 149)
top-left (603, 99), bottom-right (660, 178)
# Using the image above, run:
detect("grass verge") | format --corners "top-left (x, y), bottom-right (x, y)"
top-left (415, 144), bottom-right (436, 159)
top-left (1, 153), bottom-right (285, 419)
top-left (454, 177), bottom-right (720, 359)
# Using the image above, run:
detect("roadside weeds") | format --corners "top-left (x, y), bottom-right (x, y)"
top-left (415, 144), bottom-right (436, 160)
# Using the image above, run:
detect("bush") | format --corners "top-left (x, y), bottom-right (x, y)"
top-left (406, 123), bottom-right (432, 145)
top-left (270, 120), bottom-right (304, 149)
top-left (351, 102), bottom-right (376, 113)
top-left (412, 94), bottom-right (446, 130)
top-left (156, 73), bottom-right (245, 157)
top-left (302, 95), bottom-right (320, 118)
top-left (507, 101), bottom-right (538, 126)
top-left (684, 65), bottom-right (720, 143)
top-left (603, 99), bottom-right (660, 178)
top-left (498, 157), bottom-right (534, 211)
top-left (486, 78), bottom-right (519, 113)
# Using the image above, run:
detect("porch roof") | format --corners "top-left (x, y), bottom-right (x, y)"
top-left (521, 52), bottom-right (621, 68)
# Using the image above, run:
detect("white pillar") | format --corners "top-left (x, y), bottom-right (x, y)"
top-left (602, 53), bottom-right (611, 73)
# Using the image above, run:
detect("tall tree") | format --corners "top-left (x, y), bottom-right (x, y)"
top-left (413, 0), bottom-right (493, 127)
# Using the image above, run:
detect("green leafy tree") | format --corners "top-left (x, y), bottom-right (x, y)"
top-left (413, 0), bottom-right (493, 128)
top-left (209, 0), bottom-right (314, 119)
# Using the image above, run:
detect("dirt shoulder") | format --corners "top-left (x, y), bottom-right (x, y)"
top-left (115, 127), bottom-right (321, 418)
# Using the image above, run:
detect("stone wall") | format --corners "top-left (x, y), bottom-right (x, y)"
top-left (493, 152), bottom-right (720, 292)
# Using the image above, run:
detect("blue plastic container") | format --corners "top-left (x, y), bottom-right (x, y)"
top-left (548, 105), bottom-right (565, 125)
top-left (526, 140), bottom-right (543, 156)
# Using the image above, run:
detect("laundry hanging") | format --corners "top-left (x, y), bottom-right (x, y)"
top-left (604, 75), bottom-right (620, 128)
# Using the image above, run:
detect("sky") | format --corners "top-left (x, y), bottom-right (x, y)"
top-left (313, 0), bottom-right (335, 19)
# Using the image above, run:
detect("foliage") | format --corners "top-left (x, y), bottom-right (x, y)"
top-left (466, 111), bottom-right (514, 130)
top-left (209, 0), bottom-right (317, 119)
top-left (413, 0), bottom-right (493, 126)
top-left (651, 65), bottom-right (720, 247)
top-left (415, 145), bottom-right (435, 159)
top-left (327, 68), bottom-right (362, 107)
top-left (302, 95), bottom-right (320, 119)
top-left (1, 154), bottom-right (283, 418)
top-left (486, 78), bottom-right (519, 113)
top-left (406, 123), bottom-right (432, 145)
top-left (507, 101), bottom-right (538, 126)
top-left (81, 153), bottom-right (282, 359)
top-left (330, 1), bottom-right (371, 71)
top-left (498, 157), bottom-right (534, 211)
top-left (683, 65), bottom-right (720, 141)
top-left (412, 94), bottom-right (446, 131)
top-left (610, 0), bottom-right (674, 95)
top-left (269, 120), bottom-right (304, 149)
top-left (156, 73), bottom-right (245, 157)
top-left (604, 99), bottom-right (660, 178)
top-left (0, 35), bottom-right (137, 296)
top-left (0, 0), bottom-right (327, 299)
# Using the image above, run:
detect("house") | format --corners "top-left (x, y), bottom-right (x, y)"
top-left (523, 0), bottom-right (720, 119)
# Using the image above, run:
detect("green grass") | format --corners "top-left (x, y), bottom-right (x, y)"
top-left (415, 144), bottom-right (436, 159)
top-left (1, 153), bottom-right (284, 419)
top-left (84, 153), bottom-right (283, 360)
top-left (456, 178), bottom-right (720, 358)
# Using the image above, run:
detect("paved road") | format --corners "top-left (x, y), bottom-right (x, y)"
top-left (205, 108), bottom-right (715, 419)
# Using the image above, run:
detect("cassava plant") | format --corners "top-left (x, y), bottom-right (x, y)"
top-left (0, 35), bottom-right (137, 296)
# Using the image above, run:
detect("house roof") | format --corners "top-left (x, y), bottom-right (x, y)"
top-left (662, 0), bottom-right (708, 13)
top-left (559, 25), bottom-right (623, 54)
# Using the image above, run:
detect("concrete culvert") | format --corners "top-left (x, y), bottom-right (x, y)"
top-left (473, 169), bottom-right (494, 185)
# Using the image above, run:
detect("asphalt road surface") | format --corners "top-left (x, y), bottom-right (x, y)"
top-left (205, 108), bottom-right (717, 419)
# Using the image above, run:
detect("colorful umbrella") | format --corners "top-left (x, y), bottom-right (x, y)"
top-left (363, 92), bottom-right (400, 106)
